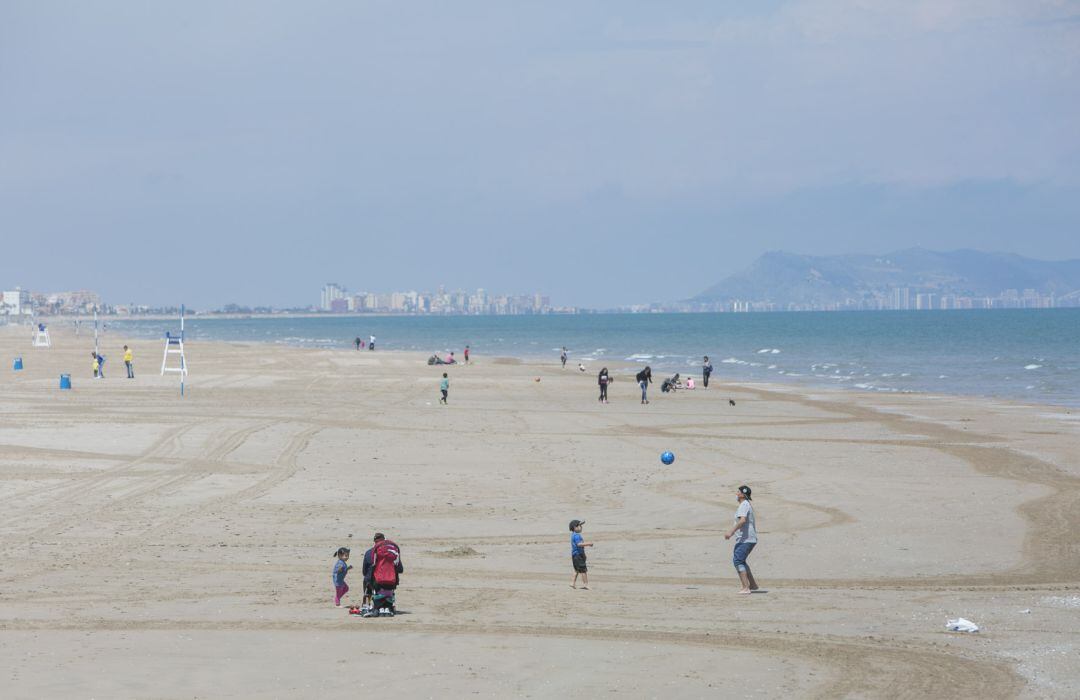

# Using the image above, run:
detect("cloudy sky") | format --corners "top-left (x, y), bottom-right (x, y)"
top-left (2, 1), bottom-right (1079, 308)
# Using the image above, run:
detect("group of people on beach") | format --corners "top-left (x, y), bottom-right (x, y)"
top-left (329, 343), bottom-right (756, 615)
top-left (428, 346), bottom-right (470, 404)
top-left (584, 355), bottom-right (715, 404)
top-left (353, 335), bottom-right (377, 351)
top-left (90, 345), bottom-right (135, 379)
top-left (569, 485), bottom-right (759, 594)
top-left (329, 490), bottom-right (756, 615)
top-left (332, 532), bottom-right (404, 617)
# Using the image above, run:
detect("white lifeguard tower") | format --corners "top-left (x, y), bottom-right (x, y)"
top-left (32, 322), bottom-right (51, 348)
top-left (161, 305), bottom-right (189, 381)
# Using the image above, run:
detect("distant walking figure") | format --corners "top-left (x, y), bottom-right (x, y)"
top-left (560, 347), bottom-right (568, 369)
top-left (369, 335), bottom-right (376, 351)
top-left (464, 345), bottom-right (470, 364)
top-left (598, 368), bottom-right (610, 403)
top-left (355, 337), bottom-right (362, 351)
top-left (635, 366), bottom-right (652, 404)
top-left (703, 356), bottom-right (713, 389)
top-left (123, 345), bottom-right (134, 379)
top-left (724, 485), bottom-right (759, 594)
top-left (440, 372), bottom-right (449, 404)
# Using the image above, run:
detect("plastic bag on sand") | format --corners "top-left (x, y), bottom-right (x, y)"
top-left (946, 618), bottom-right (979, 633)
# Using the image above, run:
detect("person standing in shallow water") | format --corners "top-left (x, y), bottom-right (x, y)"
top-left (724, 485), bottom-right (759, 594)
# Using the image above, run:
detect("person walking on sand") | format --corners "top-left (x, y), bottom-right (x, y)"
top-left (331, 547), bottom-right (353, 607)
top-left (123, 345), bottom-right (134, 379)
top-left (636, 366), bottom-right (652, 404)
top-left (355, 337), bottom-right (362, 351)
top-left (92, 351), bottom-right (104, 379)
top-left (569, 519), bottom-right (593, 589)
top-left (440, 372), bottom-right (449, 404)
top-left (560, 347), bottom-right (568, 369)
top-left (369, 335), bottom-right (376, 351)
top-left (597, 367), bottom-right (610, 403)
top-left (724, 485), bottom-right (759, 594)
top-left (703, 356), bottom-right (713, 389)
top-left (464, 345), bottom-right (470, 365)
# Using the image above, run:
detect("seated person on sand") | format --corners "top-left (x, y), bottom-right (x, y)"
top-left (685, 377), bottom-right (695, 390)
top-left (661, 373), bottom-right (681, 393)
top-left (445, 352), bottom-right (457, 364)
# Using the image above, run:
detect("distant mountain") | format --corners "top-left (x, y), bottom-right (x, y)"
top-left (692, 249), bottom-right (1080, 307)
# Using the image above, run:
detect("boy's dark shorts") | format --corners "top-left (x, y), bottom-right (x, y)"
top-left (572, 553), bottom-right (588, 573)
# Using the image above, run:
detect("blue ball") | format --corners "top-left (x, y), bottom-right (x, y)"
top-left (660, 451), bottom-right (675, 465)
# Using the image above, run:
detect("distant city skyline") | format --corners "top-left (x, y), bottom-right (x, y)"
top-left (2, 3), bottom-right (1079, 309)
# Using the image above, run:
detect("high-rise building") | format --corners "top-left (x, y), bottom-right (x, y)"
top-left (320, 283), bottom-right (346, 310)
top-left (891, 287), bottom-right (911, 310)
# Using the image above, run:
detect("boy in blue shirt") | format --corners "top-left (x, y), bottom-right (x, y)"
top-left (569, 519), bottom-right (593, 589)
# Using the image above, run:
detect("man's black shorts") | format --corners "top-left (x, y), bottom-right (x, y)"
top-left (572, 553), bottom-right (587, 573)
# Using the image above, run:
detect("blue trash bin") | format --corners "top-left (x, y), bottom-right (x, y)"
top-left (60, 374), bottom-right (71, 390)
top-left (13, 357), bottom-right (23, 371)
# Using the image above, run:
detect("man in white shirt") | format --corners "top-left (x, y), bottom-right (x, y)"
top-left (724, 485), bottom-right (759, 594)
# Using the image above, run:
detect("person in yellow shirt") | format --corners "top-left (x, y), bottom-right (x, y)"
top-left (123, 345), bottom-right (134, 379)
top-left (91, 351), bottom-right (101, 379)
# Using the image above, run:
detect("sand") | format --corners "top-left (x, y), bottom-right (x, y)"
top-left (1, 324), bottom-right (1078, 698)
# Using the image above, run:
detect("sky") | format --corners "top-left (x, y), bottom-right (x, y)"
top-left (2, 1), bottom-right (1079, 309)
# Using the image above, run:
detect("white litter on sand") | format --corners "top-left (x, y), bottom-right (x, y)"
top-left (946, 618), bottom-right (980, 633)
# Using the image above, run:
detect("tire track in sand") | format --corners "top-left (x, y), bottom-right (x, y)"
top-left (0, 617), bottom-right (1024, 699)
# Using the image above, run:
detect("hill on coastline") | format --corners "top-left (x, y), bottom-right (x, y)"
top-left (692, 248), bottom-right (1080, 306)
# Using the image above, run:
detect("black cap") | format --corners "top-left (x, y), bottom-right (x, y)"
top-left (569, 519), bottom-right (584, 531)
top-left (738, 485), bottom-right (752, 500)
top-left (373, 532), bottom-right (385, 541)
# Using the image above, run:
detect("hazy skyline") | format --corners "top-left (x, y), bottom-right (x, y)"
top-left (3, 1), bottom-right (1079, 309)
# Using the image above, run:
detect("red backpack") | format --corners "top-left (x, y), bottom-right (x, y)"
top-left (371, 540), bottom-right (401, 587)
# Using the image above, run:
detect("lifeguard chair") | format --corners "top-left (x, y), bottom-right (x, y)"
top-left (32, 323), bottom-right (51, 348)
top-left (161, 306), bottom-right (188, 377)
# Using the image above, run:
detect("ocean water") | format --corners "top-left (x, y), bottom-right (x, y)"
top-left (98, 309), bottom-right (1080, 407)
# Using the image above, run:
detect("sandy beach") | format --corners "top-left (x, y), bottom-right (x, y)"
top-left (1, 324), bottom-right (1078, 699)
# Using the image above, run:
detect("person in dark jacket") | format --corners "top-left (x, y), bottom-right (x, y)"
top-left (598, 368), bottom-right (610, 403)
top-left (703, 356), bottom-right (713, 389)
top-left (636, 366), bottom-right (652, 404)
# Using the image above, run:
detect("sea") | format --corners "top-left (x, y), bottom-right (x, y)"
top-left (95, 309), bottom-right (1080, 407)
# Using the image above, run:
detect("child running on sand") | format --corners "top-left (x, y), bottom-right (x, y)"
top-left (569, 519), bottom-right (593, 589)
top-left (440, 372), bottom-right (449, 404)
top-left (332, 547), bottom-right (352, 607)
